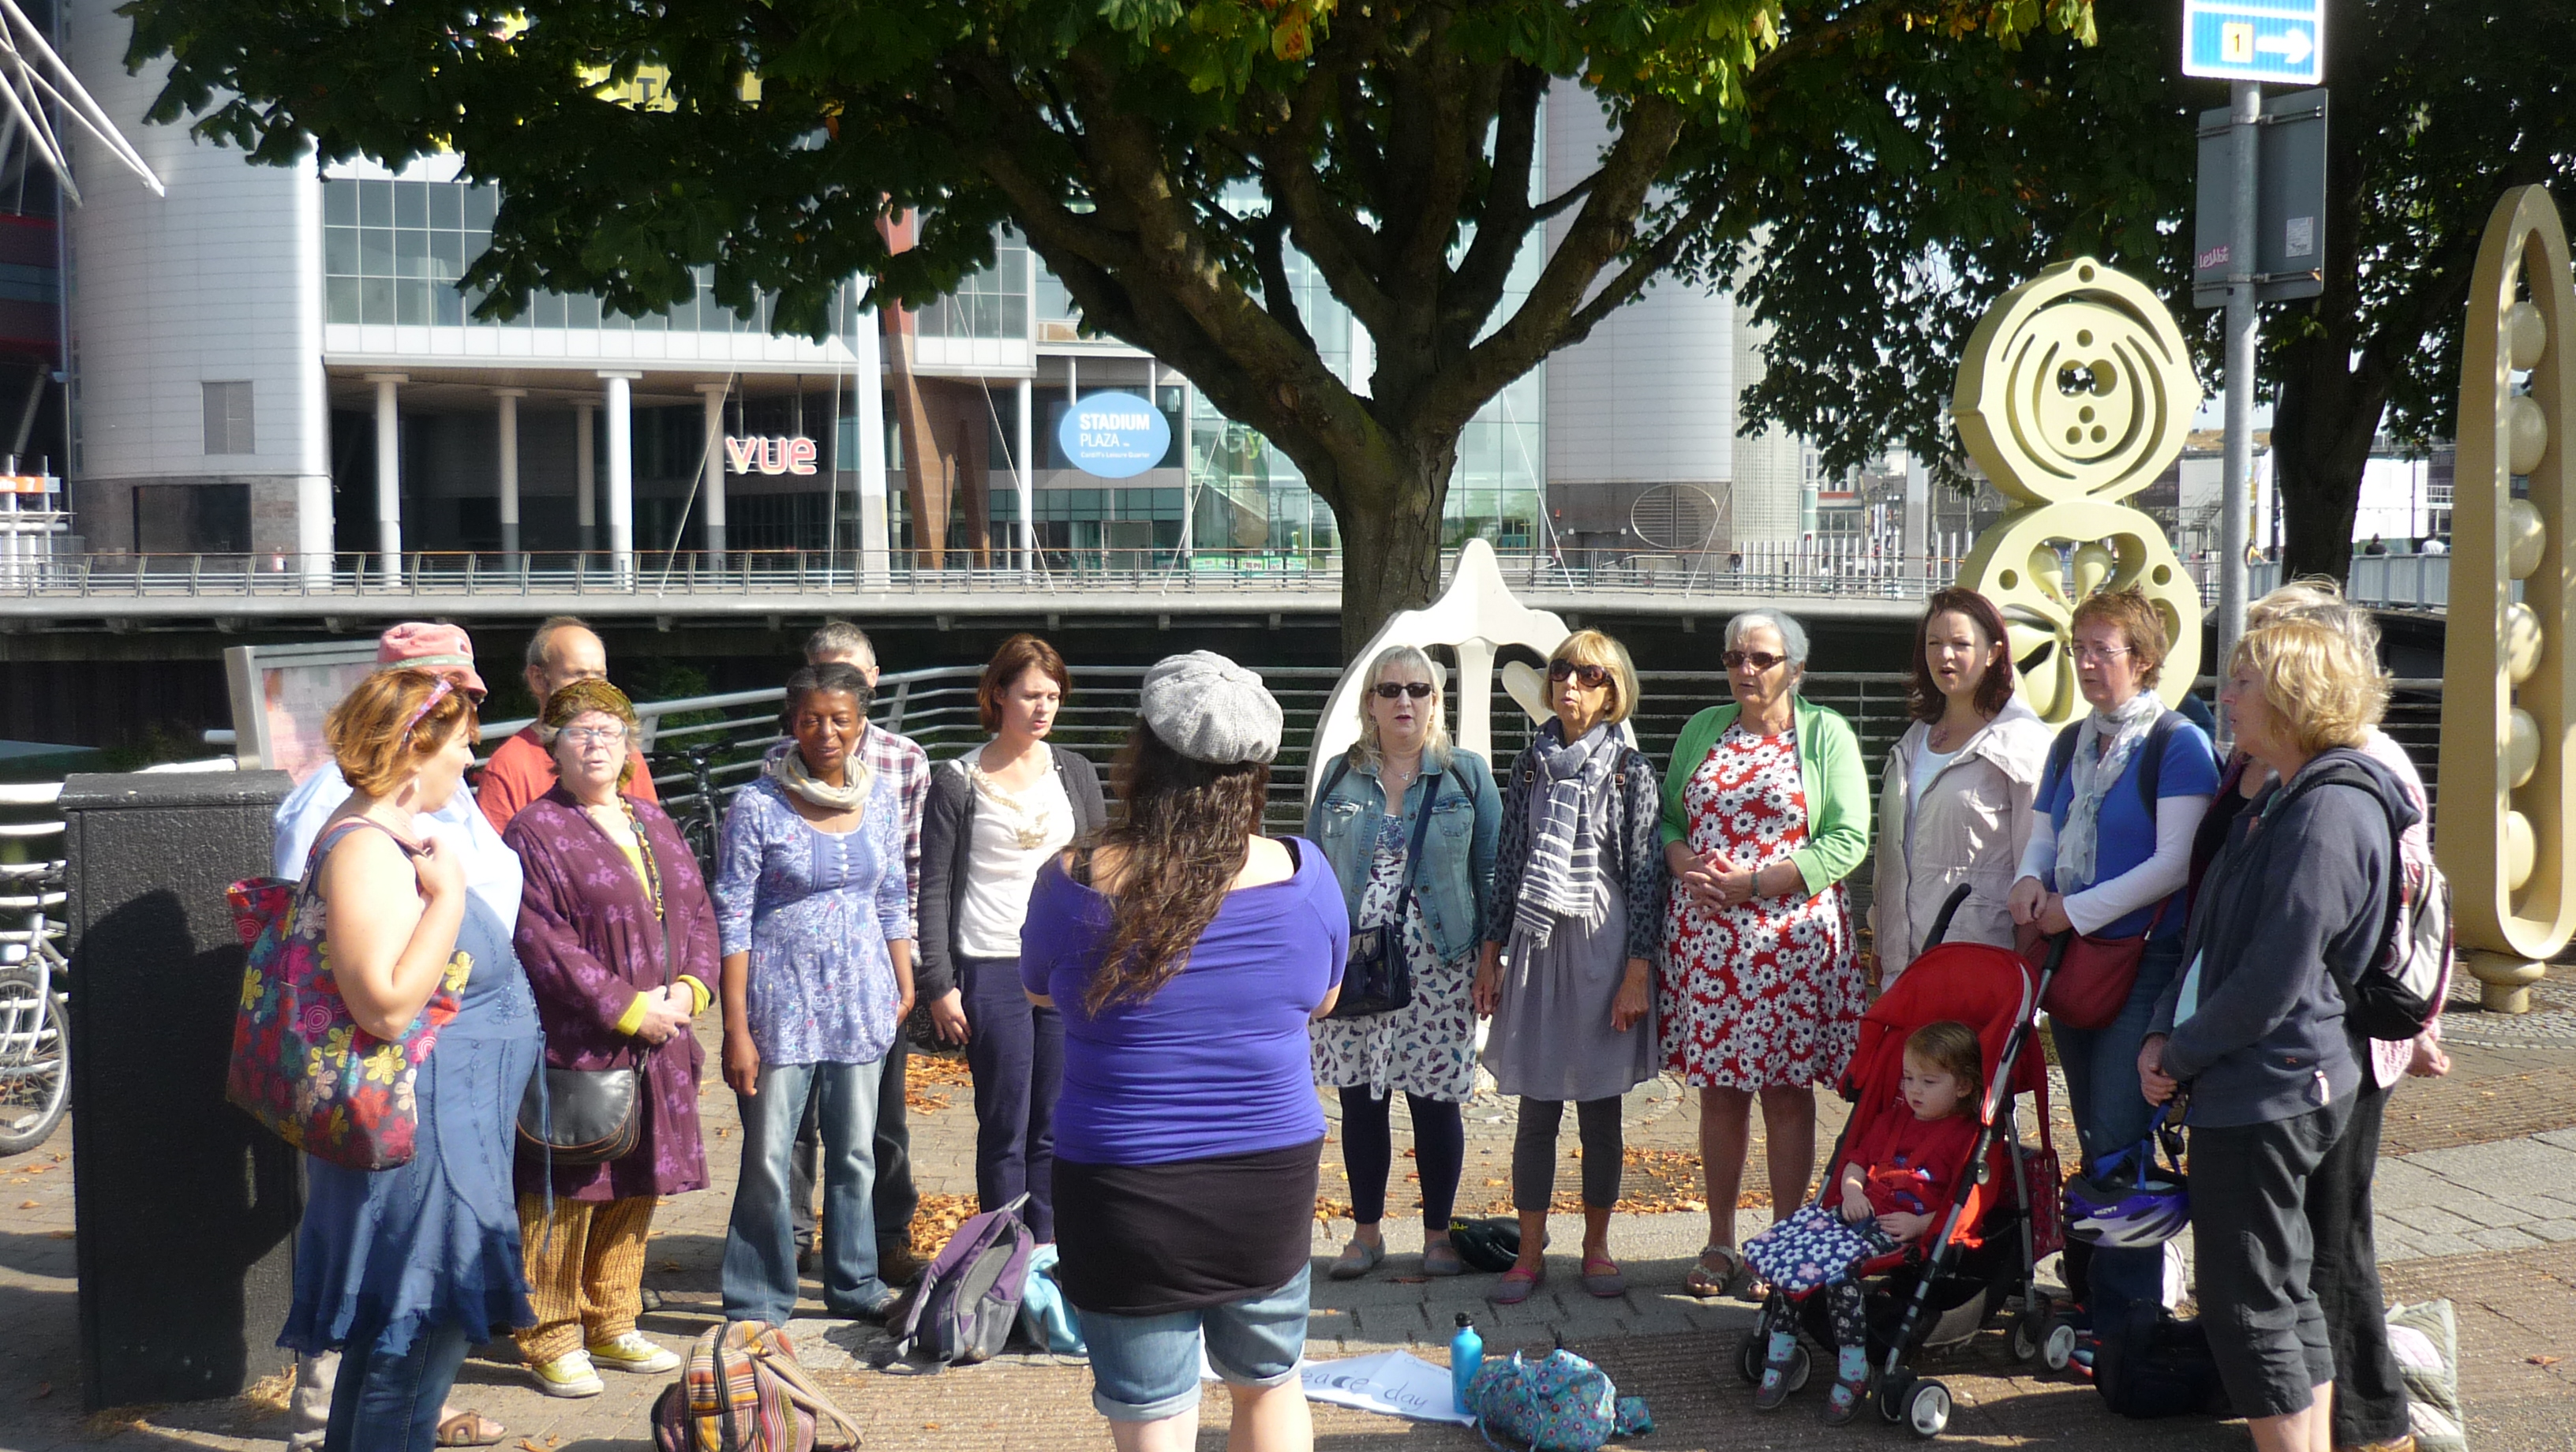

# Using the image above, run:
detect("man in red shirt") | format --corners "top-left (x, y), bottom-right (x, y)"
top-left (477, 615), bottom-right (658, 834)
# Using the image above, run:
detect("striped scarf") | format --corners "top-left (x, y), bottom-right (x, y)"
top-left (1513, 718), bottom-right (1623, 949)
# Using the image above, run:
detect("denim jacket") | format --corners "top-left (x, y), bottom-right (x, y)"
top-left (1304, 745), bottom-right (1502, 963)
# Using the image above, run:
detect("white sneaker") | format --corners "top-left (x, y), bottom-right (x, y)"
top-left (586, 1331), bottom-right (682, 1375)
top-left (530, 1351), bottom-right (604, 1398)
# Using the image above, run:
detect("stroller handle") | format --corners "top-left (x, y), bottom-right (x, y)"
top-left (1923, 882), bottom-right (1976, 949)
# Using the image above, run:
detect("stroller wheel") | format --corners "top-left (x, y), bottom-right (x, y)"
top-left (2041, 1320), bottom-right (2079, 1372)
top-left (1904, 1378), bottom-right (1953, 1439)
top-left (1734, 1330), bottom-right (1765, 1385)
top-left (1783, 1343), bottom-right (1812, 1394)
top-left (2009, 1312), bottom-right (2043, 1363)
top-left (1877, 1369), bottom-right (1915, 1424)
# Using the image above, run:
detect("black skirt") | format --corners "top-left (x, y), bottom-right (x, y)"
top-left (1052, 1137), bottom-right (1322, 1317)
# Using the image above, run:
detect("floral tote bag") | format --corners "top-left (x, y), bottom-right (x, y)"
top-left (224, 819), bottom-right (472, 1170)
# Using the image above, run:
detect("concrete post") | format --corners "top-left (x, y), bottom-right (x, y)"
top-left (1015, 376), bottom-right (1034, 574)
top-left (59, 769), bottom-right (300, 1412)
top-left (575, 400), bottom-right (597, 557)
top-left (364, 372), bottom-right (405, 584)
top-left (696, 383), bottom-right (730, 567)
top-left (493, 388), bottom-right (525, 563)
top-left (600, 372), bottom-right (640, 582)
top-left (856, 305), bottom-right (889, 586)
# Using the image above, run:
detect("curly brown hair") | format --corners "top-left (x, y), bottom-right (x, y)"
top-left (326, 668), bottom-right (480, 799)
top-left (1906, 589), bottom-right (2017, 723)
top-left (1083, 721), bottom-right (1271, 1013)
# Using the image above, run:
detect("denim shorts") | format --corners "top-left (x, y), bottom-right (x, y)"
top-left (1074, 1267), bottom-right (1311, 1422)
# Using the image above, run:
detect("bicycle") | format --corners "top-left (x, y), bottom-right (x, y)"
top-left (664, 739), bottom-right (727, 882)
top-left (0, 919), bottom-right (69, 1156)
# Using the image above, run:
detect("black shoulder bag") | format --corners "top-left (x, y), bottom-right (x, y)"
top-left (1330, 767), bottom-right (1445, 1020)
top-left (519, 803), bottom-right (676, 1166)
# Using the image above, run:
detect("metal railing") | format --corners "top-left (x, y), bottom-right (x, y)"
top-left (2248, 552), bottom-right (2451, 611)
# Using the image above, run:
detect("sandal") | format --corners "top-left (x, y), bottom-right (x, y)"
top-left (1683, 1244), bottom-right (1750, 1300)
top-left (1579, 1256), bottom-right (1626, 1298)
top-left (1488, 1264), bottom-right (1545, 1305)
top-left (436, 1412), bottom-right (506, 1448)
top-left (1421, 1238), bottom-right (1465, 1277)
top-left (1751, 1339), bottom-right (1799, 1413)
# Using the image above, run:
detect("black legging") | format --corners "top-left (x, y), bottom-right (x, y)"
top-left (1338, 1086), bottom-right (1466, 1234)
top-left (1512, 1096), bottom-right (1623, 1211)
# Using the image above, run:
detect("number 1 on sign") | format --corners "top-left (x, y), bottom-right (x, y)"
top-left (2220, 21), bottom-right (2254, 62)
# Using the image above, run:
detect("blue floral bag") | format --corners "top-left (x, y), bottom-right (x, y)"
top-left (1462, 1349), bottom-right (1652, 1452)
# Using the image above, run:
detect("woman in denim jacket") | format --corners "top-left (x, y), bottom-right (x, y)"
top-left (1306, 644), bottom-right (1501, 1280)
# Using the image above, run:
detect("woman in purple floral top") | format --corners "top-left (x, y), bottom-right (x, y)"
top-left (713, 663), bottom-right (919, 1326)
top-left (503, 679), bottom-right (715, 1396)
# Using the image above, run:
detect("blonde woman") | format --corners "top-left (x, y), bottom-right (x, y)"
top-left (1306, 646), bottom-right (1501, 1279)
top-left (1473, 630), bottom-right (1664, 1303)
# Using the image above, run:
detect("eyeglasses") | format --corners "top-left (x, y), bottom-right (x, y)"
top-left (2070, 645), bottom-right (2133, 664)
top-left (1372, 682), bottom-right (1434, 699)
top-left (558, 725), bottom-right (627, 746)
top-left (1723, 650), bottom-right (1787, 672)
top-left (1546, 661), bottom-right (1611, 688)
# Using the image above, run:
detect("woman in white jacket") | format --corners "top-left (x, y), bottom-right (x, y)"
top-left (1870, 589), bottom-right (2053, 982)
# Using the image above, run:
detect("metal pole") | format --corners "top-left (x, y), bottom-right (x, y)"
top-left (2217, 79), bottom-right (2261, 677)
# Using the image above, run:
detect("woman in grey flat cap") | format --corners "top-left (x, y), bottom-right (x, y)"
top-left (1020, 650), bottom-right (1349, 1452)
top-left (1473, 629), bottom-right (1665, 1306)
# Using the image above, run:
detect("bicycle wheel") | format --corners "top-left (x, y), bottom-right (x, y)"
top-left (0, 957), bottom-right (70, 1155)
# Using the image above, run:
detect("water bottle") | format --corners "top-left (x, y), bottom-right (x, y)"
top-left (1450, 1312), bottom-right (1483, 1416)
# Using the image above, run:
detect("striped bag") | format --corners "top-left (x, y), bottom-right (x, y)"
top-left (651, 1322), bottom-right (861, 1452)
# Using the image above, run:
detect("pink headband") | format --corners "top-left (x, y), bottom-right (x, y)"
top-left (401, 677), bottom-right (458, 742)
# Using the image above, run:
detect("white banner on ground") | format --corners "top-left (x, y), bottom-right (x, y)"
top-left (1197, 1347), bottom-right (1475, 1424)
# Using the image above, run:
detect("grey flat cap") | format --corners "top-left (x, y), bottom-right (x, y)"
top-left (1139, 650), bottom-right (1282, 765)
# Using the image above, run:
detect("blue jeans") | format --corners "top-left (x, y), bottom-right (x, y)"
top-left (962, 955), bottom-right (1063, 1242)
top-left (2053, 937), bottom-right (2183, 1329)
top-left (323, 1322), bottom-right (470, 1452)
top-left (724, 1058), bottom-right (888, 1325)
top-left (1076, 1268), bottom-right (1312, 1422)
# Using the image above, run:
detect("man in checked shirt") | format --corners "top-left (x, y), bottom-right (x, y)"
top-left (776, 619), bottom-right (930, 1292)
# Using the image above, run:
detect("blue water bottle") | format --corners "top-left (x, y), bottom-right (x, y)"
top-left (1450, 1312), bottom-right (1484, 1417)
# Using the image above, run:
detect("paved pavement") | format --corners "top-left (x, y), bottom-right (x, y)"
top-left (9, 1006), bottom-right (2576, 1452)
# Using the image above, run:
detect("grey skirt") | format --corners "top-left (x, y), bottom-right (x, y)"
top-left (1484, 881), bottom-right (1657, 1102)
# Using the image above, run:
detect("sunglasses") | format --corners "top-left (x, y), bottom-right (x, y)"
top-left (1372, 681), bottom-right (1434, 699)
top-left (1547, 661), bottom-right (1612, 688)
top-left (1723, 650), bottom-right (1786, 672)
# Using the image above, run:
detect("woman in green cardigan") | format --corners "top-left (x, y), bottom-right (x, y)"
top-left (1660, 609), bottom-right (1872, 1300)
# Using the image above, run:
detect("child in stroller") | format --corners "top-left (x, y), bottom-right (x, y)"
top-left (1729, 897), bottom-right (2069, 1439)
top-left (1743, 1021), bottom-right (1985, 1422)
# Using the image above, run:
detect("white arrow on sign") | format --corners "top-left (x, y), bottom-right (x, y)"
top-left (2254, 27), bottom-right (2314, 66)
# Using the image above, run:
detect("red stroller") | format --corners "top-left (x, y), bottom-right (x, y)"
top-left (1731, 885), bottom-right (2072, 1438)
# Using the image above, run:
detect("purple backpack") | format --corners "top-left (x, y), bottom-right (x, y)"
top-left (889, 1194), bottom-right (1035, 1367)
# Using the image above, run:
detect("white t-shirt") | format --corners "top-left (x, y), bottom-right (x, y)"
top-left (954, 750), bottom-right (1079, 960)
top-left (1908, 741), bottom-right (1963, 813)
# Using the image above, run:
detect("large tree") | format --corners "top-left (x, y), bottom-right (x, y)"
top-left (126, 0), bottom-right (2095, 646)
top-left (1728, 1), bottom-right (2576, 582)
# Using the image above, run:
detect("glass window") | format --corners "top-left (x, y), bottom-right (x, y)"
top-left (428, 183), bottom-right (461, 230)
top-left (434, 286), bottom-right (464, 327)
top-left (361, 277), bottom-right (395, 325)
top-left (395, 229), bottom-right (429, 279)
top-left (360, 179), bottom-right (393, 229)
top-left (535, 292), bottom-right (567, 328)
top-left (359, 226), bottom-right (392, 278)
top-left (327, 276), bottom-right (361, 324)
top-left (325, 227), bottom-right (358, 276)
top-left (464, 185), bottom-right (498, 229)
top-left (398, 279), bottom-right (431, 326)
top-left (324, 180), bottom-right (358, 226)
top-left (395, 181), bottom-right (428, 229)
top-left (429, 232), bottom-right (462, 281)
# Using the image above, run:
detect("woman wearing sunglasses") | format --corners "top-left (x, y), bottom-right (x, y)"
top-left (1473, 630), bottom-right (1664, 1304)
top-left (1661, 609), bottom-right (1871, 1301)
top-left (1305, 645), bottom-right (1502, 1281)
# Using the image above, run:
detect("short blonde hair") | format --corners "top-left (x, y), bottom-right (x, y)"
top-left (326, 668), bottom-right (480, 799)
top-left (2069, 586), bottom-right (2173, 689)
top-left (2230, 617), bottom-right (2387, 756)
top-left (1347, 644), bottom-right (1451, 770)
top-left (1548, 629), bottom-right (1640, 727)
top-left (2248, 577), bottom-right (2385, 661)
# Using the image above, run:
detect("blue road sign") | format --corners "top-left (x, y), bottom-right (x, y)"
top-left (2181, 0), bottom-right (2323, 85)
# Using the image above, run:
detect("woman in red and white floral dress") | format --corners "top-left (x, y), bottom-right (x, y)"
top-left (1659, 611), bottom-right (1873, 1300)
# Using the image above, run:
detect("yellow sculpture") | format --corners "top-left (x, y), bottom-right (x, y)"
top-left (2436, 185), bottom-right (2575, 1014)
top-left (1952, 258), bottom-right (2205, 723)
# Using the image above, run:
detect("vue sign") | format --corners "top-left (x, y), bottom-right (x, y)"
top-left (1058, 391), bottom-right (1170, 480)
top-left (725, 435), bottom-right (818, 476)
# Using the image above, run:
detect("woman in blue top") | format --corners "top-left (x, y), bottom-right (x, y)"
top-left (1021, 651), bottom-right (1347, 1452)
top-left (283, 668), bottom-right (542, 1452)
top-left (1306, 644), bottom-right (1500, 1282)
top-left (713, 663), bottom-right (917, 1327)
top-left (2007, 586), bottom-right (2218, 1334)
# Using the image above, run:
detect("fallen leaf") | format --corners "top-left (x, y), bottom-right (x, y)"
top-left (34, 1381), bottom-right (51, 1398)
top-left (520, 1440), bottom-right (545, 1452)
top-left (1391, 1275), bottom-right (1429, 1285)
top-left (49, 1229), bottom-right (72, 1240)
top-left (922, 1424), bottom-right (940, 1431)
top-left (660, 1260), bottom-right (683, 1273)
top-left (2532, 1355), bottom-right (2563, 1368)
top-left (17, 1200), bottom-right (37, 1210)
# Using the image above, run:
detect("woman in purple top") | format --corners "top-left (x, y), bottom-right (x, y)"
top-left (713, 663), bottom-right (917, 1327)
top-left (503, 679), bottom-right (715, 1396)
top-left (1020, 651), bottom-right (1347, 1452)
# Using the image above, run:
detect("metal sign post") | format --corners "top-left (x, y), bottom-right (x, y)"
top-left (2185, 0), bottom-right (2323, 675)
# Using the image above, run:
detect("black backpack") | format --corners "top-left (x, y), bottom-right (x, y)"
top-left (2094, 1303), bottom-right (2233, 1419)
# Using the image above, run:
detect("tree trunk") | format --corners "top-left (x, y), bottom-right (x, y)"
top-left (1324, 444), bottom-right (1452, 659)
top-left (2269, 340), bottom-right (2390, 584)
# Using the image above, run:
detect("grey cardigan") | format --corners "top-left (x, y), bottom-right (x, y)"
top-left (2148, 747), bottom-right (2407, 1129)
top-left (916, 745), bottom-right (1108, 1000)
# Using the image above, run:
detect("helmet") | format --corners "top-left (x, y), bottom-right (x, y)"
top-left (2063, 1123), bottom-right (2188, 1250)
